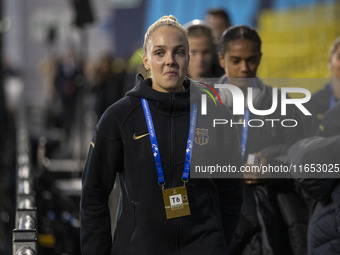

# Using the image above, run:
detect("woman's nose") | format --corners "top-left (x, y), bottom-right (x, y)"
top-left (165, 52), bottom-right (175, 65)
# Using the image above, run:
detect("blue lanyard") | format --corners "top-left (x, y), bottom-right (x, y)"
top-left (223, 77), bottom-right (254, 162)
top-left (328, 84), bottom-right (336, 109)
top-left (241, 108), bottom-right (250, 162)
top-left (141, 98), bottom-right (198, 185)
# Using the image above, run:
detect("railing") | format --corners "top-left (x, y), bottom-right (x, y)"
top-left (12, 109), bottom-right (37, 255)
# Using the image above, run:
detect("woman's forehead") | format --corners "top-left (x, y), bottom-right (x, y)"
top-left (148, 26), bottom-right (187, 47)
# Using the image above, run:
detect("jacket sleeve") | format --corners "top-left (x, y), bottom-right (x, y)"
top-left (80, 116), bottom-right (123, 255)
top-left (331, 183), bottom-right (340, 235)
top-left (288, 135), bottom-right (340, 204)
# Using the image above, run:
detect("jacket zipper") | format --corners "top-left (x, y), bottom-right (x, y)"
top-left (169, 93), bottom-right (175, 187)
top-left (169, 94), bottom-right (182, 255)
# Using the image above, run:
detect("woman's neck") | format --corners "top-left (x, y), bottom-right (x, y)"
top-left (152, 85), bottom-right (185, 93)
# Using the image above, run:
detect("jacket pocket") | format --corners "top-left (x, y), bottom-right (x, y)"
top-left (111, 200), bottom-right (136, 254)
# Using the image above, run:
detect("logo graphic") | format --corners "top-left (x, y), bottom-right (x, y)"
top-left (152, 144), bottom-right (159, 157)
top-left (133, 133), bottom-right (149, 140)
top-left (198, 82), bottom-right (223, 115)
top-left (186, 140), bottom-right (193, 154)
top-left (212, 84), bottom-right (311, 116)
top-left (194, 128), bottom-right (209, 145)
top-left (196, 82), bottom-right (312, 129)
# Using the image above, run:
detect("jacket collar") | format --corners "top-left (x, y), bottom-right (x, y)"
top-left (126, 74), bottom-right (191, 115)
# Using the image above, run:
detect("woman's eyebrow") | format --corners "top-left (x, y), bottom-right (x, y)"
top-left (153, 45), bottom-right (166, 49)
top-left (153, 45), bottom-right (185, 49)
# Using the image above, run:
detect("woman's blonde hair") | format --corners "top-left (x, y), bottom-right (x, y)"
top-left (330, 36), bottom-right (340, 57)
top-left (143, 15), bottom-right (188, 54)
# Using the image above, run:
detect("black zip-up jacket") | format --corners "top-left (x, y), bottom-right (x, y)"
top-left (316, 101), bottom-right (340, 137)
top-left (218, 76), bottom-right (304, 162)
top-left (218, 77), bottom-right (307, 255)
top-left (288, 135), bottom-right (340, 255)
top-left (80, 75), bottom-right (243, 255)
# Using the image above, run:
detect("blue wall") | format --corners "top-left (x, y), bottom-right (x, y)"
top-left (143, 0), bottom-right (337, 33)
top-left (144, 0), bottom-right (262, 32)
top-left (113, 0), bottom-right (337, 58)
top-left (272, 0), bottom-right (335, 9)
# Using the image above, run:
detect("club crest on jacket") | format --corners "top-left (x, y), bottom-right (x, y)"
top-left (194, 128), bottom-right (209, 145)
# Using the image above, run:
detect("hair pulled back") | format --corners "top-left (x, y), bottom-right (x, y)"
top-left (143, 15), bottom-right (188, 54)
top-left (219, 25), bottom-right (261, 56)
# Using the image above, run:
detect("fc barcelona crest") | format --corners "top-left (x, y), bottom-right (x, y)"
top-left (194, 128), bottom-right (209, 145)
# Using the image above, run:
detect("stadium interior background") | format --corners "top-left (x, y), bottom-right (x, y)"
top-left (1, 0), bottom-right (339, 254)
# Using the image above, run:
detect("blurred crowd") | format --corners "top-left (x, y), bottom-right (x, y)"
top-left (0, 6), bottom-right (339, 255)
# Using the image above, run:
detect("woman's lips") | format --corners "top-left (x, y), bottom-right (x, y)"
top-left (164, 71), bottom-right (178, 76)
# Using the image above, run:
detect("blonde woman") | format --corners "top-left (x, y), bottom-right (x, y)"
top-left (80, 16), bottom-right (242, 255)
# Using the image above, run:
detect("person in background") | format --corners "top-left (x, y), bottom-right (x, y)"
top-left (302, 36), bottom-right (340, 137)
top-left (54, 48), bottom-right (85, 139)
top-left (125, 47), bottom-right (147, 93)
top-left (218, 25), bottom-right (307, 255)
top-left (80, 15), bottom-right (242, 255)
top-left (91, 54), bottom-right (125, 119)
top-left (0, 59), bottom-right (19, 254)
top-left (287, 40), bottom-right (340, 255)
top-left (288, 104), bottom-right (340, 254)
top-left (185, 19), bottom-right (224, 79)
top-left (0, 66), bottom-right (8, 147)
top-left (316, 101), bottom-right (340, 137)
top-left (0, 66), bottom-right (10, 254)
top-left (205, 8), bottom-right (231, 42)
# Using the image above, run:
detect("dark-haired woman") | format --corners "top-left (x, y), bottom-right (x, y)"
top-left (185, 20), bottom-right (224, 79)
top-left (217, 25), bottom-right (307, 255)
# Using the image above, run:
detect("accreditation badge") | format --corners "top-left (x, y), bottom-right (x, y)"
top-left (162, 186), bottom-right (191, 219)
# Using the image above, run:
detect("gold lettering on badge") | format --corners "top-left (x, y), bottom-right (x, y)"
top-left (163, 186), bottom-right (190, 219)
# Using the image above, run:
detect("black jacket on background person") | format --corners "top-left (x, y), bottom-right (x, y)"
top-left (303, 84), bottom-right (337, 138)
top-left (218, 76), bottom-right (304, 162)
top-left (92, 71), bottom-right (125, 119)
top-left (288, 135), bottom-right (340, 255)
top-left (289, 101), bottom-right (340, 255)
top-left (316, 101), bottom-right (340, 137)
top-left (80, 75), bottom-right (243, 255)
top-left (218, 77), bottom-right (307, 255)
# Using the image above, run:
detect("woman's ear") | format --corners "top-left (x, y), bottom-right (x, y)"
top-left (328, 56), bottom-right (332, 71)
top-left (143, 54), bottom-right (149, 71)
top-left (218, 52), bottom-right (225, 69)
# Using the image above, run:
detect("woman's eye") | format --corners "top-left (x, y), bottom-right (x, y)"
top-left (248, 58), bottom-right (258, 64)
top-left (155, 51), bottom-right (164, 56)
top-left (176, 50), bottom-right (185, 56)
